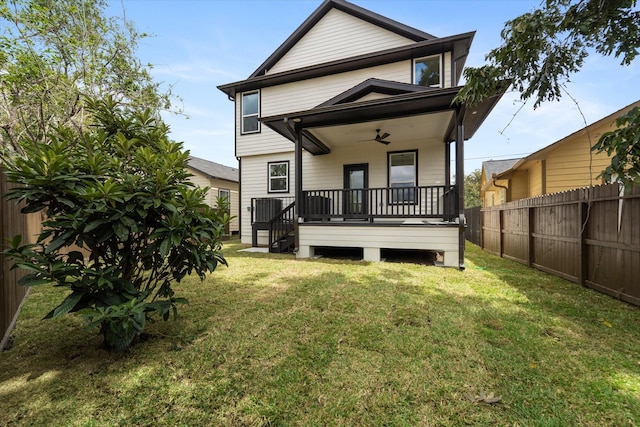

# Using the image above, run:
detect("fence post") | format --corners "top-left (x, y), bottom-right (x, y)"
top-left (577, 201), bottom-right (588, 287)
top-left (480, 208), bottom-right (485, 250)
top-left (527, 206), bottom-right (534, 267)
top-left (498, 208), bottom-right (504, 258)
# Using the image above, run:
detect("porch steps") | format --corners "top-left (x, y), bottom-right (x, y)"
top-left (271, 233), bottom-right (295, 254)
top-left (265, 201), bottom-right (296, 254)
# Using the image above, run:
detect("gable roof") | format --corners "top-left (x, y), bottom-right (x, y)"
top-left (316, 78), bottom-right (434, 107)
top-left (262, 85), bottom-right (506, 155)
top-left (482, 158), bottom-right (522, 179)
top-left (188, 156), bottom-right (239, 183)
top-left (217, 31), bottom-right (474, 99)
top-left (493, 99), bottom-right (640, 179)
top-left (249, 0), bottom-right (435, 78)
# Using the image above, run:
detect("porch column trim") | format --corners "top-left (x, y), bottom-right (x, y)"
top-left (455, 107), bottom-right (465, 270)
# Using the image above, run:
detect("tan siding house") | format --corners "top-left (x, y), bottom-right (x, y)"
top-left (481, 100), bottom-right (640, 205)
top-left (218, 0), bottom-right (506, 268)
top-left (187, 157), bottom-right (239, 235)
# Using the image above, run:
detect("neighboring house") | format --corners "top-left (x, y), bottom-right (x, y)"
top-left (480, 158), bottom-right (522, 207)
top-left (217, 0), bottom-right (506, 269)
top-left (481, 100), bottom-right (640, 206)
top-left (187, 156), bottom-right (239, 235)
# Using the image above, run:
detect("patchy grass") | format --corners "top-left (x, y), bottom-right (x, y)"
top-left (1, 242), bottom-right (639, 426)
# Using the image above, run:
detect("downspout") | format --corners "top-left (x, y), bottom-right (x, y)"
top-left (455, 107), bottom-right (465, 270)
top-left (226, 92), bottom-right (239, 240)
top-left (491, 174), bottom-right (509, 204)
top-left (237, 156), bottom-right (241, 238)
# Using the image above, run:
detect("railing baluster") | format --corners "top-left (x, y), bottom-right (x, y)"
top-left (297, 185), bottom-right (454, 221)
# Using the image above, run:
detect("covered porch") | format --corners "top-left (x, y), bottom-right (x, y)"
top-left (260, 84), bottom-right (504, 269)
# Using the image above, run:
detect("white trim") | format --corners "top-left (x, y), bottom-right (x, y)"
top-left (268, 161), bottom-right (289, 193)
top-left (241, 90), bottom-right (260, 134)
top-left (218, 188), bottom-right (230, 201)
top-left (297, 225), bottom-right (459, 267)
top-left (413, 54), bottom-right (442, 88)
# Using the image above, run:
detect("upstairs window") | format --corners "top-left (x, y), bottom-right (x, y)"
top-left (268, 161), bottom-right (289, 193)
top-left (241, 91), bottom-right (260, 134)
top-left (389, 151), bottom-right (417, 204)
top-left (414, 55), bottom-right (442, 88)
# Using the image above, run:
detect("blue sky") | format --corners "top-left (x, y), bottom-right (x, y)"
top-left (107, 0), bottom-right (640, 174)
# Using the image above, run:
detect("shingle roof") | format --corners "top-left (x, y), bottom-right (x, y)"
top-left (188, 156), bottom-right (238, 183)
top-left (482, 158), bottom-right (521, 178)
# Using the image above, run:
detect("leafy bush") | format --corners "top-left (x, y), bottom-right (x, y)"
top-left (2, 97), bottom-right (228, 351)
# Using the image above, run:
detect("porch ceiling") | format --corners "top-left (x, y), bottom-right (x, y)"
top-left (261, 85), bottom-right (505, 155)
top-left (308, 111), bottom-right (454, 150)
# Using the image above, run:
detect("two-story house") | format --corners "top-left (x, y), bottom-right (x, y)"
top-left (217, 0), bottom-right (505, 269)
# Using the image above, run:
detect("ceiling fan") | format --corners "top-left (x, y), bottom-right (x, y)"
top-left (359, 129), bottom-right (391, 145)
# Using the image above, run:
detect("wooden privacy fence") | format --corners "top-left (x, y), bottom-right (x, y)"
top-left (464, 206), bottom-right (481, 246)
top-left (482, 184), bottom-right (640, 306)
top-left (1, 168), bottom-right (42, 350)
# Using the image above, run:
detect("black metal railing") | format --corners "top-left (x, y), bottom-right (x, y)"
top-left (268, 202), bottom-right (296, 253)
top-left (300, 186), bottom-right (457, 221)
top-left (250, 197), bottom-right (296, 249)
top-left (250, 187), bottom-right (457, 227)
top-left (251, 197), bottom-right (295, 224)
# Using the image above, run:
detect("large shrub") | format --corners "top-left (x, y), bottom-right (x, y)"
top-left (2, 97), bottom-right (228, 351)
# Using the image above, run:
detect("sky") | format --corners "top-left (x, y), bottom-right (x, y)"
top-left (106, 0), bottom-right (640, 174)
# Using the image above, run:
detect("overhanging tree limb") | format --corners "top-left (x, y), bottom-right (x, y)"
top-left (454, 0), bottom-right (640, 187)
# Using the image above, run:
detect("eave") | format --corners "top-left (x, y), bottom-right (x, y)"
top-left (261, 85), bottom-right (506, 155)
top-left (217, 32), bottom-right (475, 99)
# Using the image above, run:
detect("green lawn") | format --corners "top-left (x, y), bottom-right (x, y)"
top-left (1, 242), bottom-right (639, 426)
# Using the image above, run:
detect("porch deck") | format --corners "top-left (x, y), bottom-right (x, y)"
top-left (297, 221), bottom-right (461, 267)
top-left (251, 185), bottom-right (463, 267)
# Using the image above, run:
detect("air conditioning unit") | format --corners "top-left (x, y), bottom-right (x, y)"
top-left (255, 198), bottom-right (283, 222)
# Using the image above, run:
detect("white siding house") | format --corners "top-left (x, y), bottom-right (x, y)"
top-left (218, 0), bottom-right (506, 268)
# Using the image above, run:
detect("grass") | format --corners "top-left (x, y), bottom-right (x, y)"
top-left (1, 242), bottom-right (639, 426)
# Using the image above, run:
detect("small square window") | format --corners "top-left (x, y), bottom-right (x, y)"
top-left (414, 55), bottom-right (441, 87)
top-left (268, 161), bottom-right (289, 193)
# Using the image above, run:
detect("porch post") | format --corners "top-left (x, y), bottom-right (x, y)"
top-left (445, 141), bottom-right (451, 189)
top-left (445, 140), bottom-right (451, 220)
top-left (455, 107), bottom-right (465, 270)
top-left (294, 122), bottom-right (303, 252)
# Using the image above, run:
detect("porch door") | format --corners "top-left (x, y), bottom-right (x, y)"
top-left (343, 163), bottom-right (368, 218)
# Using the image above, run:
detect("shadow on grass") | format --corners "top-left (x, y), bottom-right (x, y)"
top-left (457, 243), bottom-right (640, 423)
top-left (1, 241), bottom-right (639, 425)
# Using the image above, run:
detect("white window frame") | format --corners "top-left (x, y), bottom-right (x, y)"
top-left (268, 161), bottom-right (289, 193)
top-left (218, 188), bottom-right (230, 201)
top-left (241, 90), bottom-right (260, 134)
top-left (413, 54), bottom-right (442, 88)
